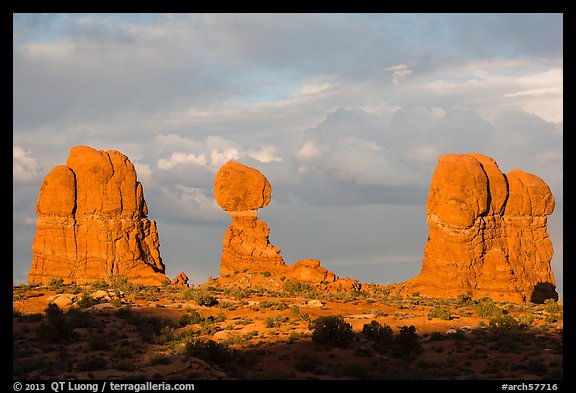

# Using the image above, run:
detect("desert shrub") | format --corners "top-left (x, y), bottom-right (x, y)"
top-left (362, 320), bottom-right (394, 353)
top-left (91, 279), bottom-right (110, 291)
top-left (183, 288), bottom-right (218, 307)
top-left (338, 362), bottom-right (370, 380)
top-left (543, 299), bottom-right (563, 322)
top-left (265, 315), bottom-right (284, 328)
top-left (116, 359), bottom-right (136, 372)
top-left (492, 331), bottom-right (521, 353)
top-left (474, 299), bottom-right (505, 319)
top-left (293, 353), bottom-right (319, 372)
top-left (489, 314), bottom-right (520, 330)
top-left (76, 357), bottom-right (107, 372)
top-left (110, 298), bottom-right (123, 308)
top-left (392, 325), bottom-right (422, 366)
top-left (454, 294), bottom-right (475, 307)
top-left (199, 318), bottom-right (220, 335)
top-left (126, 314), bottom-right (178, 343)
top-left (76, 293), bottom-right (98, 309)
top-left (222, 287), bottom-right (246, 300)
top-left (184, 339), bottom-right (233, 365)
top-left (158, 325), bottom-right (177, 344)
top-left (35, 303), bottom-right (78, 343)
top-left (47, 277), bottom-right (65, 290)
top-left (309, 315), bottom-right (354, 347)
top-left (89, 334), bottom-right (109, 350)
top-left (17, 312), bottom-right (43, 323)
top-left (282, 281), bottom-right (318, 298)
top-left (366, 283), bottom-right (392, 299)
top-left (427, 306), bottom-right (452, 320)
top-left (523, 359), bottom-right (548, 375)
top-left (179, 308), bottom-right (204, 326)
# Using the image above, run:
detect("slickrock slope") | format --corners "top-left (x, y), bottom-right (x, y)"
top-left (401, 153), bottom-right (557, 303)
top-left (29, 146), bottom-right (169, 286)
top-left (213, 161), bottom-right (358, 292)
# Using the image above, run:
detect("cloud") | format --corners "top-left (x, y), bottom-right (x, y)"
top-left (248, 144), bottom-right (282, 163)
top-left (13, 145), bottom-right (40, 184)
top-left (383, 64), bottom-right (413, 85)
top-left (158, 152), bottom-right (208, 170)
top-left (12, 13), bottom-right (563, 294)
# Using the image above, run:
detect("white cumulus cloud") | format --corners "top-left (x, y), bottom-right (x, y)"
top-left (249, 144), bottom-right (282, 163)
top-left (13, 145), bottom-right (40, 184)
top-left (157, 152), bottom-right (208, 170)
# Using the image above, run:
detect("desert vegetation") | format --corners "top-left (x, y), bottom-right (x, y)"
top-left (13, 280), bottom-right (563, 380)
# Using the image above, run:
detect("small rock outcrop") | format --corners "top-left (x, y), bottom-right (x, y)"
top-left (213, 161), bottom-right (356, 292)
top-left (172, 272), bottom-right (190, 287)
top-left (29, 146), bottom-right (169, 286)
top-left (401, 153), bottom-right (557, 303)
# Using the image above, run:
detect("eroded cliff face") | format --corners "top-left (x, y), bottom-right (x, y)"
top-left (29, 146), bottom-right (169, 285)
top-left (402, 153), bottom-right (557, 303)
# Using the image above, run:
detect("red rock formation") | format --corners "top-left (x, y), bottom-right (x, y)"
top-left (172, 272), bottom-right (190, 287)
top-left (213, 161), bottom-right (355, 292)
top-left (402, 153), bottom-right (557, 303)
top-left (215, 161), bottom-right (285, 276)
top-left (29, 146), bottom-right (169, 286)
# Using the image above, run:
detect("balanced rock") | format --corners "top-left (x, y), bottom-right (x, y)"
top-left (29, 146), bottom-right (169, 286)
top-left (213, 161), bottom-right (354, 292)
top-left (215, 161), bottom-right (285, 276)
top-left (214, 160), bottom-right (271, 212)
top-left (402, 153), bottom-right (557, 303)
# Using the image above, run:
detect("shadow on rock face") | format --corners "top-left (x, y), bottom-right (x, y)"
top-left (530, 282), bottom-right (558, 304)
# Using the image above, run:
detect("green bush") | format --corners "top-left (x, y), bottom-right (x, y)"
top-left (265, 315), bottom-right (284, 328)
top-left (543, 299), bottom-right (563, 323)
top-left (489, 314), bottom-right (520, 330)
top-left (199, 319), bottom-right (220, 335)
top-left (339, 362), bottom-right (370, 380)
top-left (126, 314), bottom-right (178, 343)
top-left (183, 288), bottom-right (218, 307)
top-left (76, 293), bottom-right (98, 309)
top-left (309, 315), bottom-right (354, 347)
top-left (362, 320), bottom-right (394, 351)
top-left (116, 359), bottom-right (136, 372)
top-left (393, 325), bottom-right (422, 366)
top-left (35, 303), bottom-right (78, 343)
top-left (282, 281), bottom-right (318, 298)
top-left (77, 357), bottom-right (107, 372)
top-left (36, 303), bottom-right (92, 343)
top-left (454, 294), bottom-right (475, 307)
top-left (427, 306), bottom-right (452, 320)
top-left (47, 277), bottom-right (65, 290)
top-left (179, 308), bottom-right (203, 326)
top-left (293, 354), bottom-right (318, 372)
top-left (474, 300), bottom-right (504, 319)
top-left (185, 339), bottom-right (233, 365)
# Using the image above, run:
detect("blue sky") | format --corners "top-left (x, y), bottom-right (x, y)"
top-left (13, 13), bottom-right (563, 297)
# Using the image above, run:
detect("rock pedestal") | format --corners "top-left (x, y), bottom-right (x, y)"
top-left (213, 161), bottom-right (355, 292)
top-left (214, 161), bottom-right (285, 276)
